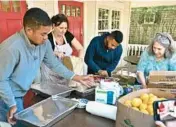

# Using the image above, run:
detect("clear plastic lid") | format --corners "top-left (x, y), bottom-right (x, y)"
top-left (15, 96), bottom-right (78, 127)
top-left (31, 83), bottom-right (73, 96)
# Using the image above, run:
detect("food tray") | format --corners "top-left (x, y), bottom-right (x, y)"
top-left (31, 83), bottom-right (73, 98)
top-left (93, 75), bottom-right (116, 83)
top-left (75, 87), bottom-right (95, 97)
top-left (15, 96), bottom-right (78, 127)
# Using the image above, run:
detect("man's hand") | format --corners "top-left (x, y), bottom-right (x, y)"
top-left (155, 121), bottom-right (166, 127)
top-left (7, 105), bottom-right (17, 125)
top-left (73, 75), bottom-right (94, 88)
top-left (98, 70), bottom-right (109, 77)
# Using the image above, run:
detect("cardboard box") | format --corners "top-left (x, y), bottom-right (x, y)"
top-left (148, 71), bottom-right (176, 89)
top-left (149, 71), bottom-right (176, 82)
top-left (116, 88), bottom-right (175, 127)
top-left (158, 88), bottom-right (176, 94)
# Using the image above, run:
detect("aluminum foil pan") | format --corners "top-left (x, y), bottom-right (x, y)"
top-left (15, 96), bottom-right (78, 127)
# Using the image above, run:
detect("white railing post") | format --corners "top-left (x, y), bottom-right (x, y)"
top-left (127, 44), bottom-right (148, 56)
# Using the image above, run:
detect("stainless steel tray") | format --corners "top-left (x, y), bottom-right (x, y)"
top-left (31, 83), bottom-right (73, 97)
top-left (15, 96), bottom-right (78, 127)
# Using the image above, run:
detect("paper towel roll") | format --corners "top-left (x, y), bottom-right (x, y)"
top-left (86, 101), bottom-right (117, 120)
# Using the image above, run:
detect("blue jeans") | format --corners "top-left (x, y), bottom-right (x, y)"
top-left (0, 98), bottom-right (25, 127)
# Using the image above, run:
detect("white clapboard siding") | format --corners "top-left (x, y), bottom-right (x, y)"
top-left (26, 1), bottom-right (56, 18)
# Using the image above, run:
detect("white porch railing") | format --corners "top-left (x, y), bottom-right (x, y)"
top-left (127, 44), bottom-right (148, 56)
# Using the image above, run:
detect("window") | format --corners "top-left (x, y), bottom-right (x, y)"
top-left (61, 5), bottom-right (81, 17)
top-left (71, 6), bottom-right (76, 17)
top-left (0, 1), bottom-right (21, 12)
top-left (66, 5), bottom-right (71, 16)
top-left (1, 1), bottom-right (10, 12)
top-left (76, 7), bottom-right (80, 17)
top-left (61, 5), bottom-right (66, 14)
top-left (98, 8), bottom-right (109, 31)
top-left (12, 1), bottom-right (21, 12)
top-left (97, 8), bottom-right (121, 35)
top-left (112, 10), bottom-right (120, 29)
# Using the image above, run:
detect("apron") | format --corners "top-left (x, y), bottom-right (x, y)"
top-left (39, 35), bottom-right (72, 86)
top-left (40, 34), bottom-right (85, 91)
top-left (54, 35), bottom-right (73, 56)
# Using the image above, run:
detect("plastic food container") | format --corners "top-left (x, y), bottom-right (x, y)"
top-left (31, 83), bottom-right (73, 97)
top-left (15, 96), bottom-right (78, 127)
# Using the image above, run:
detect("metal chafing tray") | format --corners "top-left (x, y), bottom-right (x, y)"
top-left (31, 83), bottom-right (73, 97)
top-left (15, 96), bottom-right (78, 127)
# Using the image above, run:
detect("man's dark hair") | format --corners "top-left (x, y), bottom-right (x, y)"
top-left (23, 8), bottom-right (52, 29)
top-left (109, 30), bottom-right (123, 44)
top-left (51, 14), bottom-right (69, 28)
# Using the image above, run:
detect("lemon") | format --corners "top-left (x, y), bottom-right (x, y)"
top-left (139, 103), bottom-right (147, 110)
top-left (132, 107), bottom-right (139, 111)
top-left (140, 93), bottom-right (149, 101)
top-left (124, 100), bottom-right (132, 107)
top-left (148, 96), bottom-right (157, 105)
top-left (159, 98), bottom-right (166, 101)
top-left (131, 98), bottom-right (142, 107)
top-left (149, 93), bottom-right (155, 98)
top-left (142, 99), bottom-right (149, 104)
top-left (140, 109), bottom-right (149, 114)
top-left (148, 111), bottom-right (154, 115)
top-left (150, 95), bottom-right (158, 99)
top-left (140, 93), bottom-right (149, 104)
top-left (147, 105), bottom-right (153, 115)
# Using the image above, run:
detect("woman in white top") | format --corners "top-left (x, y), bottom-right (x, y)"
top-left (39, 14), bottom-right (84, 85)
top-left (48, 14), bottom-right (84, 59)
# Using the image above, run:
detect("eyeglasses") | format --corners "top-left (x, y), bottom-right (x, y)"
top-left (156, 33), bottom-right (171, 45)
